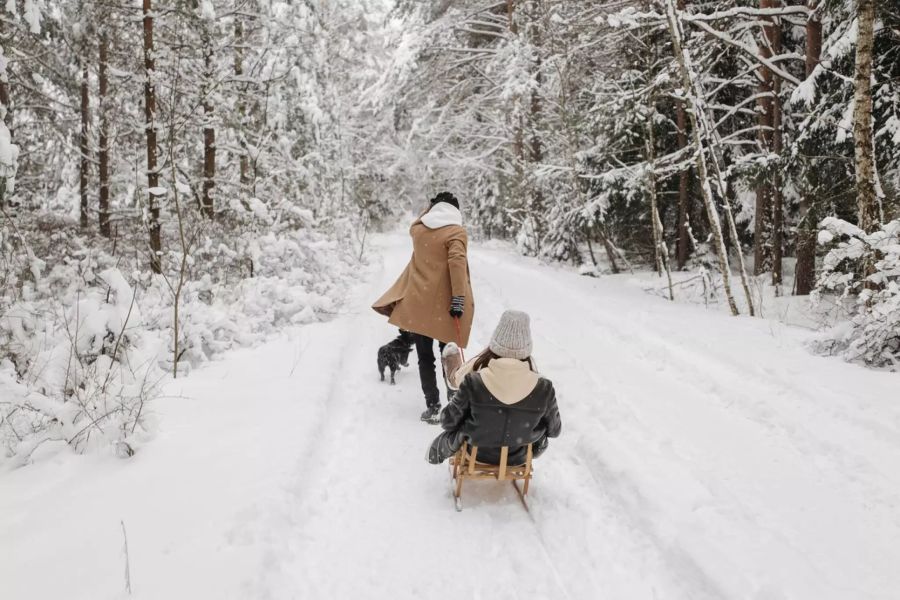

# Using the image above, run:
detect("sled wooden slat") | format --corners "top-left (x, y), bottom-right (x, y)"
top-left (524, 443), bottom-right (533, 495)
top-left (451, 441), bottom-right (534, 509)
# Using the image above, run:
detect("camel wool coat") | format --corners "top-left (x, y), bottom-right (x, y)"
top-left (372, 219), bottom-right (474, 347)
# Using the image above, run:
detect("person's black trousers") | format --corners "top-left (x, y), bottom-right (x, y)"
top-left (413, 333), bottom-right (446, 409)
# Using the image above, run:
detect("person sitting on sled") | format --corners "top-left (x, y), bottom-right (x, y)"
top-left (427, 310), bottom-right (561, 465)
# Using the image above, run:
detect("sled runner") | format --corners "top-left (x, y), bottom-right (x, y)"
top-left (449, 440), bottom-right (534, 512)
top-left (445, 316), bottom-right (535, 512)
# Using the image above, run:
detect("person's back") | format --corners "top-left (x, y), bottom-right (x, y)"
top-left (427, 310), bottom-right (562, 465)
top-left (372, 192), bottom-right (475, 423)
top-left (442, 359), bottom-right (560, 465)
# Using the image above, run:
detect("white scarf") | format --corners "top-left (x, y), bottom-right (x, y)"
top-left (420, 203), bottom-right (463, 229)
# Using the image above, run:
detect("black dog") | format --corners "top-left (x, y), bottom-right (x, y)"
top-left (378, 330), bottom-right (415, 384)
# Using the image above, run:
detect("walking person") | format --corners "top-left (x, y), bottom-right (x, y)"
top-left (372, 192), bottom-right (474, 423)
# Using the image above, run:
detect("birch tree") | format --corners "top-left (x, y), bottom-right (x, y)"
top-left (852, 0), bottom-right (879, 235)
top-left (663, 0), bottom-right (742, 315)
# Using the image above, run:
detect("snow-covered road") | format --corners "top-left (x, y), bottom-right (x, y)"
top-left (3, 234), bottom-right (899, 599)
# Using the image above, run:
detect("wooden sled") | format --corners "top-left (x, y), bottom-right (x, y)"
top-left (450, 441), bottom-right (533, 512)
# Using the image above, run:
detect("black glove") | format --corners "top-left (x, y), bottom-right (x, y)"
top-left (449, 296), bottom-right (465, 318)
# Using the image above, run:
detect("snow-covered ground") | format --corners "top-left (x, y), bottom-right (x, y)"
top-left (2, 233), bottom-right (899, 600)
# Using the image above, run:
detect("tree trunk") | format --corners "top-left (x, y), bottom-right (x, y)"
top-left (143, 0), bottom-right (162, 274)
top-left (676, 101), bottom-right (690, 269)
top-left (201, 27), bottom-right (215, 218)
top-left (527, 3), bottom-right (544, 240)
top-left (0, 80), bottom-right (8, 130)
top-left (506, 0), bottom-right (518, 35)
top-left (664, 0), bottom-right (742, 316)
top-left (794, 0), bottom-right (821, 295)
top-left (528, 3), bottom-right (542, 168)
top-left (202, 125), bottom-right (215, 217)
top-left (79, 57), bottom-right (90, 230)
top-left (234, 15), bottom-right (251, 194)
top-left (98, 30), bottom-right (111, 238)
top-left (753, 0), bottom-right (775, 276)
top-left (675, 0), bottom-right (689, 270)
top-left (853, 0), bottom-right (878, 235)
top-left (596, 222), bottom-right (621, 274)
top-left (0, 17), bottom-right (10, 208)
top-left (769, 3), bottom-right (784, 289)
top-left (646, 113), bottom-right (674, 299)
top-left (506, 0), bottom-right (527, 213)
top-left (0, 18), bottom-right (11, 132)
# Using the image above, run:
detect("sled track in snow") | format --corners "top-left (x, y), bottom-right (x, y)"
top-left (4, 234), bottom-right (898, 599)
top-left (475, 252), bottom-right (900, 505)
top-left (470, 246), bottom-right (900, 599)
top-left (470, 254), bottom-right (728, 600)
top-left (514, 499), bottom-right (574, 600)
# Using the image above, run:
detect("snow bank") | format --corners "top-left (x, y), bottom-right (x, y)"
top-left (813, 218), bottom-right (900, 368)
top-left (0, 270), bottom-right (162, 466)
top-left (0, 221), bottom-right (366, 466)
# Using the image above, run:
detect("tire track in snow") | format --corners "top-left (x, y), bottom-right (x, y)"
top-left (245, 259), bottom-right (390, 599)
top-left (244, 234), bottom-right (897, 600)
top-left (450, 260), bottom-right (576, 598)
top-left (470, 247), bottom-right (900, 599)
top-left (469, 251), bottom-right (727, 600)
top-left (473, 249), bottom-right (899, 491)
top-left (255, 235), bottom-right (574, 600)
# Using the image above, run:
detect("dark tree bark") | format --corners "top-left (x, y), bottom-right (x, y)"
top-left (0, 17), bottom-right (10, 210)
top-left (506, 0), bottom-right (526, 207)
top-left (753, 0), bottom-right (775, 275)
top-left (143, 0), bottom-right (162, 273)
top-left (0, 80), bottom-right (8, 209)
top-left (0, 79), bottom-right (8, 126)
top-left (234, 15), bottom-right (251, 193)
top-left (202, 125), bottom-right (215, 217)
top-left (527, 0), bottom-right (541, 167)
top-left (527, 2), bottom-right (544, 231)
top-left (506, 0), bottom-right (518, 35)
top-left (769, 2), bottom-right (784, 288)
top-left (79, 57), bottom-right (90, 229)
top-left (201, 27), bottom-right (215, 218)
top-left (794, 0), bottom-right (821, 295)
top-left (676, 100), bottom-right (690, 269)
top-left (675, 0), bottom-right (690, 270)
top-left (98, 30), bottom-right (111, 237)
top-left (0, 18), bottom-right (10, 130)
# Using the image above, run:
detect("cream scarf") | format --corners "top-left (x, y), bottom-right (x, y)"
top-left (480, 358), bottom-right (540, 405)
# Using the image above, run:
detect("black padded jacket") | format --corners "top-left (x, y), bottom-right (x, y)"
top-left (440, 371), bottom-right (562, 465)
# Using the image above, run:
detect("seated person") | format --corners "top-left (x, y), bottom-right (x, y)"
top-left (427, 310), bottom-right (561, 465)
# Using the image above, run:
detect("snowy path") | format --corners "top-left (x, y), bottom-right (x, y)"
top-left (2, 234), bottom-right (899, 599)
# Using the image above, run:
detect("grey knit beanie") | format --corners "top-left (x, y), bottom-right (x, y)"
top-left (489, 310), bottom-right (533, 360)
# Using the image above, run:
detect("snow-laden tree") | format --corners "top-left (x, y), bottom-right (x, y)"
top-left (378, 0), bottom-right (898, 323)
top-left (0, 0), bottom-right (394, 458)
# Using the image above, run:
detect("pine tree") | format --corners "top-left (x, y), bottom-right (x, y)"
top-left (143, 0), bottom-right (162, 274)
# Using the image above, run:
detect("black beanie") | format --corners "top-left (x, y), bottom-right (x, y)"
top-left (430, 191), bottom-right (459, 210)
